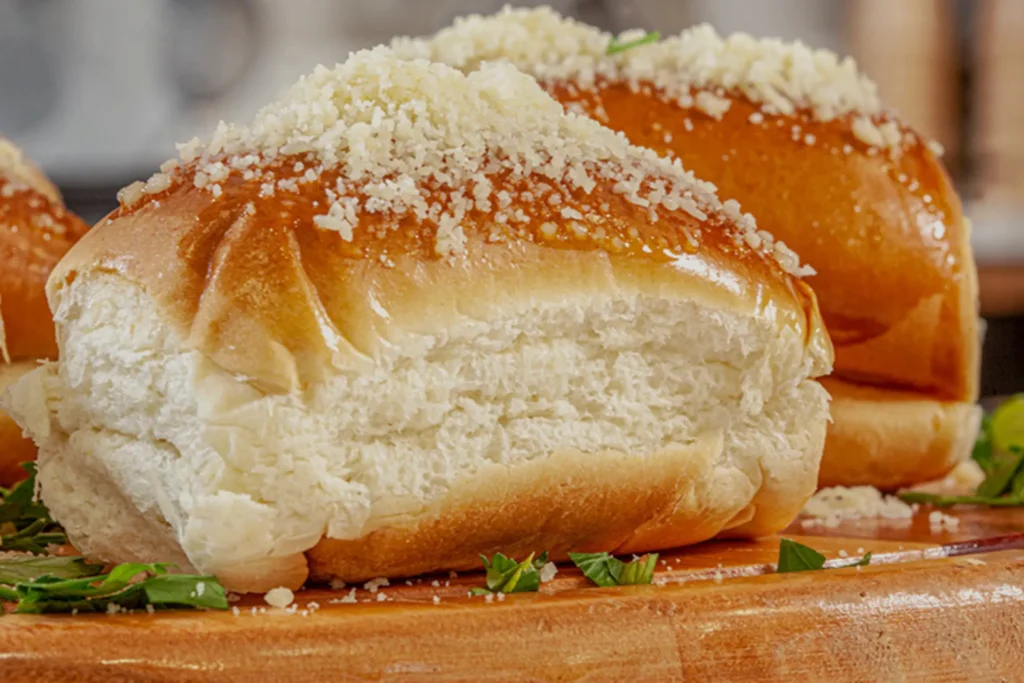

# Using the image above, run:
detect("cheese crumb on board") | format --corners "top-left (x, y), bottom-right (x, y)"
top-left (131, 48), bottom-right (810, 278)
top-left (264, 586), bottom-right (295, 609)
top-left (328, 588), bottom-right (358, 604)
top-left (363, 577), bottom-right (390, 593)
top-left (539, 562), bottom-right (559, 583)
top-left (928, 510), bottom-right (961, 532)
top-left (801, 486), bottom-right (914, 528)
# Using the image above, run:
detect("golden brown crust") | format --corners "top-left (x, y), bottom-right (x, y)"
top-left (547, 81), bottom-right (979, 403)
top-left (0, 138), bottom-right (60, 204)
top-left (0, 179), bottom-right (89, 362)
top-left (818, 378), bottom-right (981, 491)
top-left (0, 361), bottom-right (38, 486)
top-left (52, 164), bottom-right (829, 394)
top-left (0, 141), bottom-right (89, 484)
top-left (307, 435), bottom-right (749, 583)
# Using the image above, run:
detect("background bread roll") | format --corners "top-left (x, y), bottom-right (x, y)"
top-left (393, 7), bottom-right (981, 489)
top-left (5, 50), bottom-right (831, 592)
top-left (0, 138), bottom-right (89, 485)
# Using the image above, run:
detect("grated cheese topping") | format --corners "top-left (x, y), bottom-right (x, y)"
top-left (125, 48), bottom-right (811, 276)
top-left (392, 6), bottom-right (896, 137)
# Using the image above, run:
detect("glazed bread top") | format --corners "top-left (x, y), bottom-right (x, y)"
top-left (52, 49), bottom-right (829, 396)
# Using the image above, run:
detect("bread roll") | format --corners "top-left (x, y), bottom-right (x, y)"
top-left (3, 50), bottom-right (831, 592)
top-left (393, 7), bottom-right (981, 489)
top-left (0, 138), bottom-right (89, 485)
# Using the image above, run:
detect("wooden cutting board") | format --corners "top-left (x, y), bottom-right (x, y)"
top-left (3, 508), bottom-right (1024, 682)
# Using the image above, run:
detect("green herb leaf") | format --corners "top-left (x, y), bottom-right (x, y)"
top-left (778, 539), bottom-right (873, 573)
top-left (2, 463), bottom-right (37, 506)
top-left (8, 562), bottom-right (228, 614)
top-left (140, 574), bottom-right (228, 610)
top-left (468, 587), bottom-right (491, 597)
top-left (0, 463), bottom-right (67, 554)
top-left (972, 413), bottom-right (995, 474)
top-left (532, 551), bottom-right (549, 571)
top-left (606, 31), bottom-right (661, 55)
top-left (477, 552), bottom-right (543, 595)
top-left (976, 448), bottom-right (1024, 499)
top-left (568, 552), bottom-right (621, 587)
top-left (1012, 465), bottom-right (1024, 499)
top-left (616, 553), bottom-right (659, 585)
top-left (569, 552), bottom-right (658, 587)
top-left (777, 539), bottom-right (826, 573)
top-left (0, 556), bottom-right (104, 585)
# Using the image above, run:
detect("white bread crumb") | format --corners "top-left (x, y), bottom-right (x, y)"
top-left (264, 586), bottom-right (295, 609)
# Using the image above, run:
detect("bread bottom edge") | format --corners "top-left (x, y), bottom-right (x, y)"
top-left (818, 377), bottom-right (982, 491)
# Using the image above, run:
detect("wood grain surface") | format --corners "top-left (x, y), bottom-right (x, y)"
top-left (2, 508), bottom-right (1024, 682)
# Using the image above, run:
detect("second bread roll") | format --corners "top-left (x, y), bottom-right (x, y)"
top-left (393, 7), bottom-right (981, 489)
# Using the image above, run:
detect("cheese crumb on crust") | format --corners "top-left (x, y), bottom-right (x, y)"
top-left (118, 48), bottom-right (811, 276)
top-left (392, 6), bottom-right (885, 126)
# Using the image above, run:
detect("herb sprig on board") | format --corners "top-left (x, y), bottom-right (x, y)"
top-left (777, 538), bottom-right (871, 573)
top-left (0, 463), bottom-right (228, 614)
top-left (569, 551), bottom-right (659, 587)
top-left (0, 463), bottom-right (67, 553)
top-left (3, 562), bottom-right (228, 614)
top-left (469, 551), bottom-right (549, 596)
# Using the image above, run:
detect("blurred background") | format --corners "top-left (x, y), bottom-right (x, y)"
top-left (1, 0), bottom-right (1022, 397)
